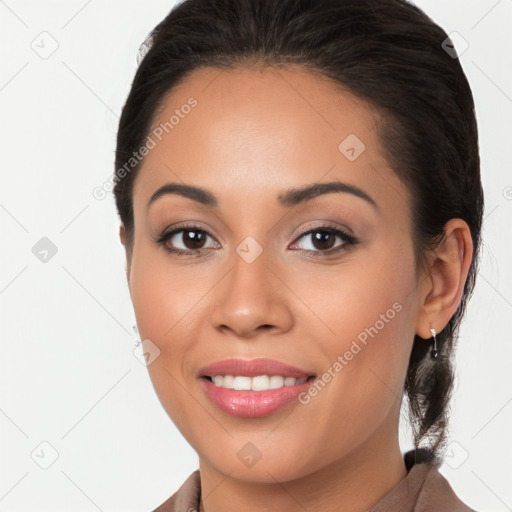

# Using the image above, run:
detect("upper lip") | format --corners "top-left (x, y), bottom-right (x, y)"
top-left (198, 358), bottom-right (316, 378)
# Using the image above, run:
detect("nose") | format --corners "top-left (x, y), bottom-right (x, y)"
top-left (209, 249), bottom-right (294, 339)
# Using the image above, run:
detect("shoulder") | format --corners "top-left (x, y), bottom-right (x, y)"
top-left (412, 463), bottom-right (475, 511)
top-left (371, 449), bottom-right (476, 512)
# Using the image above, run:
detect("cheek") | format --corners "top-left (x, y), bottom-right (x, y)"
top-left (129, 241), bottom-right (213, 345)
top-left (332, 250), bottom-right (416, 381)
top-left (128, 250), bottom-right (209, 432)
top-left (128, 245), bottom-right (221, 407)
top-left (283, 244), bottom-right (416, 350)
top-left (289, 246), bottom-right (417, 419)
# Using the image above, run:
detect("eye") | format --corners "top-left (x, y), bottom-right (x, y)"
top-left (290, 226), bottom-right (358, 256)
top-left (155, 223), bottom-right (359, 257)
top-left (155, 225), bottom-right (220, 255)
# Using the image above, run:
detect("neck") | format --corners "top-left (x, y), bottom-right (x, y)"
top-left (198, 429), bottom-right (407, 512)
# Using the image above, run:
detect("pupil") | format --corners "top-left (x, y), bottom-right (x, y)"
top-left (184, 230), bottom-right (204, 249)
top-left (313, 231), bottom-right (334, 250)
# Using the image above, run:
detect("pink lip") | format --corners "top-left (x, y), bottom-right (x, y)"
top-left (197, 358), bottom-right (316, 418)
top-left (197, 357), bottom-right (314, 378)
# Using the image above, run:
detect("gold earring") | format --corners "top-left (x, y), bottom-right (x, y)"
top-left (429, 328), bottom-right (438, 360)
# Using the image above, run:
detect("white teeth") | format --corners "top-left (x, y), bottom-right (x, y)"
top-left (269, 375), bottom-right (284, 389)
top-left (233, 376), bottom-right (252, 390)
top-left (284, 377), bottom-right (297, 386)
top-left (252, 375), bottom-right (270, 391)
top-left (222, 375), bottom-right (235, 388)
top-left (209, 375), bottom-right (308, 391)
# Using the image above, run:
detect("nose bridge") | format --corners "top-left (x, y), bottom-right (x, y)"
top-left (230, 240), bottom-right (271, 302)
top-left (210, 237), bottom-right (293, 337)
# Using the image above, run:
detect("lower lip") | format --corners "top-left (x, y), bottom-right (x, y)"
top-left (199, 377), bottom-right (315, 418)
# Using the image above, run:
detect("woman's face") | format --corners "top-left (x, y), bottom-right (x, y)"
top-left (124, 65), bottom-right (427, 482)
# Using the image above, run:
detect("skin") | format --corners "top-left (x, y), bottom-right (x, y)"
top-left (120, 64), bottom-right (473, 512)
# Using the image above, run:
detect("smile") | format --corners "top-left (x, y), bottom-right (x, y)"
top-left (206, 374), bottom-right (309, 390)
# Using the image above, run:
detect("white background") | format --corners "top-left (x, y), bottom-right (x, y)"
top-left (1, 0), bottom-right (511, 510)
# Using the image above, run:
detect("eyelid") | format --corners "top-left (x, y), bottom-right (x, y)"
top-left (154, 222), bottom-right (220, 248)
top-left (288, 223), bottom-right (358, 253)
top-left (154, 220), bottom-right (219, 239)
top-left (155, 221), bottom-right (358, 256)
top-left (290, 220), bottom-right (355, 241)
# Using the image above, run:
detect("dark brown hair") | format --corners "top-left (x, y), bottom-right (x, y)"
top-left (113, 0), bottom-right (484, 463)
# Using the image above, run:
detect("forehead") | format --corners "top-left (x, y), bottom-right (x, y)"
top-left (133, 65), bottom-right (410, 217)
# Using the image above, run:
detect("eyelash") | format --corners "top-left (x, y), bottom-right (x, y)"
top-left (154, 223), bottom-right (359, 258)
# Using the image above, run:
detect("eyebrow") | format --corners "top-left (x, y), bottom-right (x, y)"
top-left (147, 181), bottom-right (379, 211)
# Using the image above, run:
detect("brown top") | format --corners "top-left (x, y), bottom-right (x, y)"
top-left (153, 449), bottom-right (475, 511)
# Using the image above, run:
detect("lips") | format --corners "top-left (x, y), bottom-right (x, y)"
top-left (197, 358), bottom-right (315, 379)
top-left (197, 358), bottom-right (317, 418)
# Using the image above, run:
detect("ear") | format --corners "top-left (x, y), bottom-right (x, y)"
top-left (415, 218), bottom-right (474, 339)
